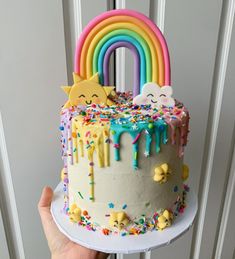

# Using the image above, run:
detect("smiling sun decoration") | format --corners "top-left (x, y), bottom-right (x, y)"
top-left (62, 73), bottom-right (115, 108)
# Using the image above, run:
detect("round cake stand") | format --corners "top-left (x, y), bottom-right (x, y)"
top-left (51, 182), bottom-right (198, 254)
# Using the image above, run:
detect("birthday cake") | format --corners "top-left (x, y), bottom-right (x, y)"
top-left (59, 9), bottom-right (190, 236)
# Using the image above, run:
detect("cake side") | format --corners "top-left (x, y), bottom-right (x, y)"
top-left (58, 9), bottom-right (191, 236)
top-left (60, 95), bottom-right (190, 234)
top-left (68, 136), bottom-right (184, 229)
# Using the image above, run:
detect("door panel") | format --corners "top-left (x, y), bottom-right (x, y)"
top-left (202, 17), bottom-right (235, 259)
top-left (0, 0), bottom-right (234, 258)
top-left (0, 0), bottom-right (67, 258)
top-left (155, 1), bottom-right (222, 258)
top-left (220, 187), bottom-right (235, 259)
top-left (218, 24), bottom-right (235, 259)
top-left (0, 210), bottom-right (10, 259)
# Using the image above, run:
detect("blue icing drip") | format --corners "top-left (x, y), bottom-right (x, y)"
top-left (110, 119), bottom-right (169, 169)
top-left (114, 146), bottom-right (120, 161)
top-left (133, 143), bottom-right (139, 169)
top-left (154, 120), bottom-right (167, 153)
top-left (155, 129), bottom-right (161, 153)
top-left (163, 124), bottom-right (168, 144)
top-left (128, 129), bottom-right (142, 169)
top-left (145, 129), bottom-right (152, 156)
top-left (113, 132), bottom-right (121, 161)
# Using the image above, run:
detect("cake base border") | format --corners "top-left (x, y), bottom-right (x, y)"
top-left (51, 182), bottom-right (197, 254)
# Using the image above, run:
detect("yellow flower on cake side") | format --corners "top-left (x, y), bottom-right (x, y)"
top-left (153, 163), bottom-right (171, 183)
top-left (156, 210), bottom-right (173, 230)
top-left (69, 203), bottom-right (81, 223)
top-left (109, 211), bottom-right (129, 230)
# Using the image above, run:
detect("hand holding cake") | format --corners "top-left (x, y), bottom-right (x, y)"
top-left (38, 186), bottom-right (109, 259)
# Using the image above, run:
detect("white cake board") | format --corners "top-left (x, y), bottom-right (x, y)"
top-left (51, 182), bottom-right (197, 254)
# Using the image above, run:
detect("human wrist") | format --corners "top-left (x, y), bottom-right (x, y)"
top-left (51, 254), bottom-right (67, 259)
top-left (51, 255), bottom-right (61, 259)
top-left (51, 253), bottom-right (98, 259)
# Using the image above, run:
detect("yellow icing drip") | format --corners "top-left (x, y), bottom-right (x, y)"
top-left (93, 130), bottom-right (104, 167)
top-left (72, 123), bottom-right (78, 163)
top-left (103, 129), bottom-right (110, 167)
top-left (89, 153), bottom-right (95, 201)
top-left (72, 116), bottom-right (110, 201)
top-left (78, 139), bottom-right (84, 157)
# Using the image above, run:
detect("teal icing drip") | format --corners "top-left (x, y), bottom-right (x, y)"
top-left (112, 129), bottom-right (122, 161)
top-left (156, 120), bottom-right (169, 152)
top-left (110, 118), bottom-right (169, 169)
top-left (145, 130), bottom-right (152, 157)
top-left (155, 128), bottom-right (161, 153)
top-left (133, 142), bottom-right (139, 169)
top-left (163, 123), bottom-right (168, 144)
top-left (127, 129), bottom-right (141, 169)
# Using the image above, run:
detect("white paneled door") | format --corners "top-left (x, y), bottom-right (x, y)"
top-left (0, 209), bottom-right (10, 259)
top-left (0, 1), bottom-right (234, 259)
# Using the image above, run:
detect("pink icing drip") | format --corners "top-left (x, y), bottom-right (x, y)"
top-left (179, 110), bottom-right (190, 157)
top-left (169, 122), bottom-right (176, 145)
top-left (165, 107), bottom-right (190, 157)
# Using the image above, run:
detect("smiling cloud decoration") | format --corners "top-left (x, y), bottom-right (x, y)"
top-left (133, 82), bottom-right (175, 108)
top-left (62, 73), bottom-right (115, 108)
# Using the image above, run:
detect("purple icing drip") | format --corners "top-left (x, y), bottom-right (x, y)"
top-left (103, 41), bottom-right (140, 96)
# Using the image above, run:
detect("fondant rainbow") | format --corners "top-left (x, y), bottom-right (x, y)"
top-left (74, 9), bottom-right (171, 97)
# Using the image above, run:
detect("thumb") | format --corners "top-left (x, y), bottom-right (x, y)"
top-left (38, 186), bottom-right (53, 207)
top-left (38, 186), bottom-right (54, 222)
top-left (38, 186), bottom-right (70, 253)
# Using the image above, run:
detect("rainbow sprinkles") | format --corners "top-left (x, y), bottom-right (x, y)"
top-left (59, 9), bottom-right (190, 236)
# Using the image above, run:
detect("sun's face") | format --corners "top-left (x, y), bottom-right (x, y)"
top-left (69, 80), bottom-right (108, 106)
top-left (62, 73), bottom-right (115, 108)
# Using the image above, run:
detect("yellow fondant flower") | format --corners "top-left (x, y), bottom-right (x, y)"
top-left (182, 164), bottom-right (189, 181)
top-left (109, 211), bottom-right (129, 230)
top-left (153, 163), bottom-right (171, 183)
top-left (69, 203), bottom-right (81, 223)
top-left (157, 210), bottom-right (173, 230)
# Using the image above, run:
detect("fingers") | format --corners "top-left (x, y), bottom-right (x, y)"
top-left (38, 186), bottom-right (55, 228)
top-left (38, 186), bottom-right (53, 210)
top-left (37, 187), bottom-right (110, 258)
top-left (38, 186), bottom-right (70, 254)
top-left (38, 186), bottom-right (54, 225)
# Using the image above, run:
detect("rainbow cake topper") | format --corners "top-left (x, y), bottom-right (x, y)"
top-left (63, 9), bottom-right (175, 108)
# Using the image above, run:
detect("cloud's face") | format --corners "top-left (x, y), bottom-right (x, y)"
top-left (133, 83), bottom-right (175, 108)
